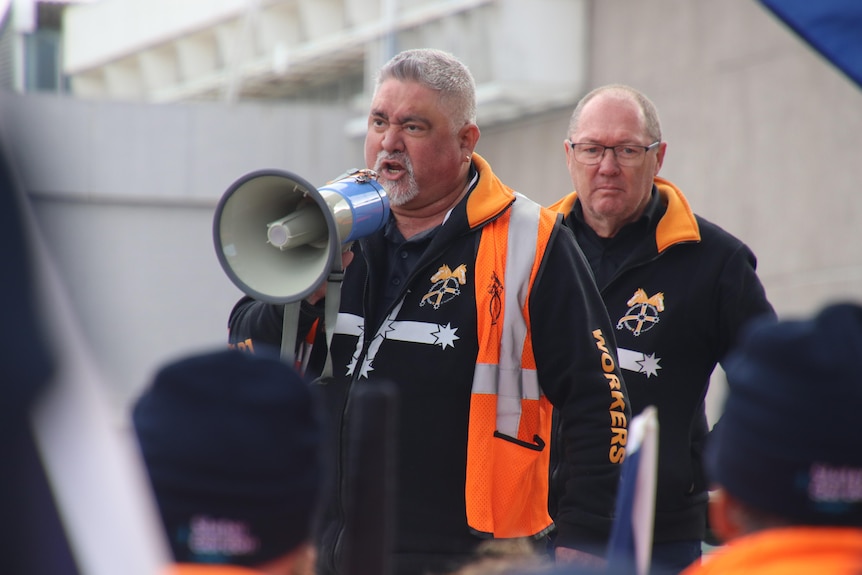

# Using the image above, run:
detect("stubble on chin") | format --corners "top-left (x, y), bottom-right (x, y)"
top-left (382, 177), bottom-right (420, 207)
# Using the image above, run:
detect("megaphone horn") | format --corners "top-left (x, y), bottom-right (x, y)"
top-left (213, 169), bottom-right (389, 305)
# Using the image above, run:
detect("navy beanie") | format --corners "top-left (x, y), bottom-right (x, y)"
top-left (132, 348), bottom-right (323, 566)
top-left (706, 302), bottom-right (862, 526)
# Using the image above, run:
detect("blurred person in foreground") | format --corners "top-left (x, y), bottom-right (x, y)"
top-left (680, 302), bottom-right (862, 575)
top-left (549, 84), bottom-right (775, 574)
top-left (228, 48), bottom-right (629, 575)
top-left (448, 539), bottom-right (554, 575)
top-left (132, 348), bottom-right (323, 575)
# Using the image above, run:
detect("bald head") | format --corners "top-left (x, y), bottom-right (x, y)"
top-left (567, 84), bottom-right (662, 143)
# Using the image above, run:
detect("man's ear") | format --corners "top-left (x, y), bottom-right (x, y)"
top-left (708, 488), bottom-right (747, 543)
top-left (654, 141), bottom-right (667, 176)
top-left (564, 140), bottom-right (576, 173)
top-left (459, 123), bottom-right (481, 157)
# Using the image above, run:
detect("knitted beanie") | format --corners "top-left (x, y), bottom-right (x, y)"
top-left (133, 348), bottom-right (322, 566)
top-left (706, 302), bottom-right (862, 526)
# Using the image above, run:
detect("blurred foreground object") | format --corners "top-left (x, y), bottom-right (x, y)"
top-left (759, 0), bottom-right (862, 88)
top-left (681, 302), bottom-right (862, 575)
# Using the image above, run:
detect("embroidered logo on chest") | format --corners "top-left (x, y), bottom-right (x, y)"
top-left (616, 288), bottom-right (665, 336)
top-left (487, 271), bottom-right (503, 326)
top-left (420, 264), bottom-right (467, 309)
top-left (615, 289), bottom-right (664, 378)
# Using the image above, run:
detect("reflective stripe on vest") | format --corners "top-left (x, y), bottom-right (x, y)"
top-left (466, 193), bottom-right (557, 538)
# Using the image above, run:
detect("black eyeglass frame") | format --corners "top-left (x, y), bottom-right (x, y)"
top-left (567, 140), bottom-right (661, 165)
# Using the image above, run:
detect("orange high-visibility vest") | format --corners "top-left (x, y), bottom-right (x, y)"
top-left (467, 193), bottom-right (558, 539)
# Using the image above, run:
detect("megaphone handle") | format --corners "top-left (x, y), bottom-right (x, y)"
top-left (322, 270), bottom-right (344, 379)
top-left (280, 302), bottom-right (301, 365)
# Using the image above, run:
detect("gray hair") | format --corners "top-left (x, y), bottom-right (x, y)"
top-left (375, 48), bottom-right (477, 128)
top-left (567, 84), bottom-right (662, 142)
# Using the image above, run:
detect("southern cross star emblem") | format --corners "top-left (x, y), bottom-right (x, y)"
top-left (618, 348), bottom-right (663, 378)
top-left (433, 322), bottom-right (459, 349)
top-left (637, 352), bottom-right (662, 378)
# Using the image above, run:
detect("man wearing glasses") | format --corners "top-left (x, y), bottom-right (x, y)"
top-left (549, 84), bottom-right (775, 575)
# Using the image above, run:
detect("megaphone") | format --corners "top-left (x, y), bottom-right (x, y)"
top-left (213, 168), bottom-right (389, 304)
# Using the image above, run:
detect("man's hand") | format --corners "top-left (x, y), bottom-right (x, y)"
top-left (555, 546), bottom-right (606, 568)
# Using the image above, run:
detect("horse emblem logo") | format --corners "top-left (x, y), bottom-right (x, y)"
top-left (420, 264), bottom-right (467, 309)
top-left (617, 288), bottom-right (665, 336)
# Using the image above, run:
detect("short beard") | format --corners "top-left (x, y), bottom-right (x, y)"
top-left (374, 151), bottom-right (419, 207)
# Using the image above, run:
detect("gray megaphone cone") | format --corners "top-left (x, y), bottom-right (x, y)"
top-left (213, 169), bottom-right (388, 304)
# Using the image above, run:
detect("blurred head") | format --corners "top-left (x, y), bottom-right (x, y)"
top-left (450, 539), bottom-right (552, 575)
top-left (365, 48), bottom-right (480, 209)
top-left (706, 303), bottom-right (862, 540)
top-left (564, 84), bottom-right (665, 238)
top-left (133, 349), bottom-right (323, 570)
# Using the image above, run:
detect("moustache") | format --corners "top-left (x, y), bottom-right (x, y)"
top-left (374, 151), bottom-right (413, 174)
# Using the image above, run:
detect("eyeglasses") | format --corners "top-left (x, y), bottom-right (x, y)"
top-left (568, 140), bottom-right (660, 166)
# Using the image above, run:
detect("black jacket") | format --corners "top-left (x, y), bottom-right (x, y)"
top-left (551, 177), bottom-right (775, 543)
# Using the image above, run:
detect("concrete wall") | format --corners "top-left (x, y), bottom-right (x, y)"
top-left (2, 91), bottom-right (358, 408)
top-left (6, 0), bottom-right (862, 414)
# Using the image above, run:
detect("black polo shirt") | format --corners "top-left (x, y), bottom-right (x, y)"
top-left (568, 185), bottom-right (666, 289)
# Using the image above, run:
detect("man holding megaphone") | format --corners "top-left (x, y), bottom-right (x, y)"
top-left (225, 48), bottom-right (630, 575)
